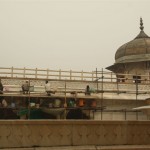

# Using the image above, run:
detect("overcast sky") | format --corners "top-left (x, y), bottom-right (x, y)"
top-left (0, 0), bottom-right (150, 72)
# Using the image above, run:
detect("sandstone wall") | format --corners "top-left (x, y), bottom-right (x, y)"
top-left (0, 120), bottom-right (150, 148)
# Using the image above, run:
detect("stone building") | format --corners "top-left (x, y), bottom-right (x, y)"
top-left (106, 18), bottom-right (150, 83)
top-left (1, 19), bottom-right (150, 149)
top-left (0, 19), bottom-right (149, 122)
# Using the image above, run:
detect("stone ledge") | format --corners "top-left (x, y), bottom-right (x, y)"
top-left (97, 145), bottom-right (150, 150)
top-left (0, 120), bottom-right (150, 125)
top-left (2, 145), bottom-right (150, 150)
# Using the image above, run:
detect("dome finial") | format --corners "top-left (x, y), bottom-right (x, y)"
top-left (135, 18), bottom-right (149, 39)
top-left (140, 17), bottom-right (144, 31)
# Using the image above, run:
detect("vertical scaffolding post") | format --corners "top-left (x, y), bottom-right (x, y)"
top-left (28, 79), bottom-right (31, 120)
top-left (96, 68), bottom-right (98, 92)
top-left (11, 67), bottom-right (13, 77)
top-left (47, 69), bottom-right (49, 79)
top-left (23, 67), bottom-right (26, 78)
top-left (64, 80), bottom-right (67, 119)
top-left (35, 68), bottom-right (37, 78)
top-left (101, 68), bottom-right (104, 120)
top-left (116, 73), bottom-right (119, 94)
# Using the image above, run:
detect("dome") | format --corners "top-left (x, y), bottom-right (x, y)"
top-left (115, 18), bottom-right (150, 63)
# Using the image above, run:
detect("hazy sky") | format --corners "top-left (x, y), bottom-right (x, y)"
top-left (0, 0), bottom-right (150, 72)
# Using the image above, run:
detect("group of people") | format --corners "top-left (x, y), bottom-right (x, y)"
top-left (0, 79), bottom-right (52, 107)
top-left (1, 79), bottom-right (92, 106)
top-left (21, 80), bottom-right (52, 96)
top-left (22, 80), bottom-right (92, 96)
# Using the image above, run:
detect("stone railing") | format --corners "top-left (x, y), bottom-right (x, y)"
top-left (0, 120), bottom-right (150, 148)
top-left (1, 67), bottom-right (150, 83)
top-left (0, 67), bottom-right (106, 81)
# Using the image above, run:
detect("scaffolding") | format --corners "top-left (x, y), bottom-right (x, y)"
top-left (0, 67), bottom-right (150, 120)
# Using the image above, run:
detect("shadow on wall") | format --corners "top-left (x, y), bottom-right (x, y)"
top-left (66, 109), bottom-right (89, 119)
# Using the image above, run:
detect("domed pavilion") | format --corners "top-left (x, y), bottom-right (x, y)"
top-left (106, 18), bottom-right (150, 83)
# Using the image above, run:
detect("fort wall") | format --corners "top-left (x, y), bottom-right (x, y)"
top-left (0, 120), bottom-right (150, 148)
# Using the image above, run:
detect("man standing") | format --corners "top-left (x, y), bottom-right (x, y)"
top-left (22, 80), bottom-right (29, 94)
top-left (45, 80), bottom-right (51, 96)
top-left (0, 79), bottom-right (3, 92)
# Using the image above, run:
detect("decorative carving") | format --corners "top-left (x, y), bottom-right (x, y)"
top-left (0, 121), bottom-right (150, 148)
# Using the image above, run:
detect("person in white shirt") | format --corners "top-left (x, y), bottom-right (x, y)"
top-left (0, 96), bottom-right (8, 108)
top-left (2, 99), bottom-right (7, 107)
top-left (45, 80), bottom-right (51, 96)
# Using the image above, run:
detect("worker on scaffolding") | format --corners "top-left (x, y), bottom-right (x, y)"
top-left (0, 79), bottom-right (3, 93)
top-left (85, 85), bottom-right (91, 95)
top-left (0, 96), bottom-right (8, 107)
top-left (0, 80), bottom-right (7, 107)
top-left (45, 80), bottom-right (51, 96)
top-left (22, 80), bottom-right (29, 94)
